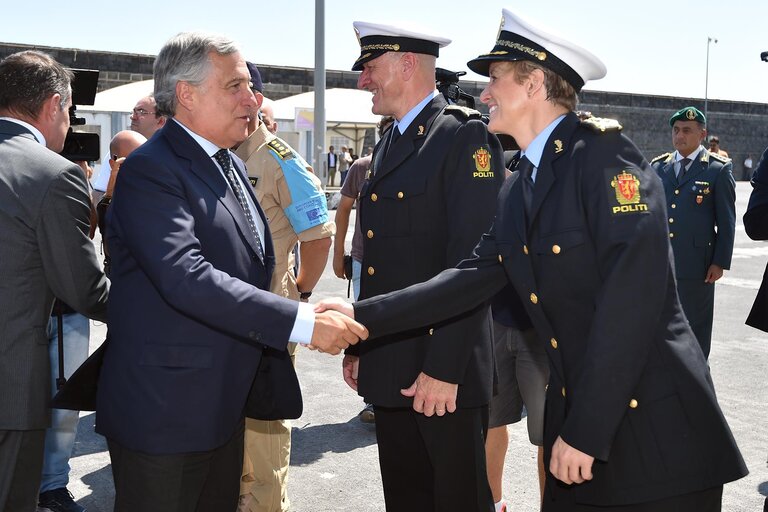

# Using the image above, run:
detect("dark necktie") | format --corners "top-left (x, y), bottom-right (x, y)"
top-left (384, 126), bottom-right (400, 158)
top-left (517, 156), bottom-right (535, 222)
top-left (213, 149), bottom-right (265, 262)
top-left (677, 157), bottom-right (691, 184)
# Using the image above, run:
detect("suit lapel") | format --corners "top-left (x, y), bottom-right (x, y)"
top-left (528, 113), bottom-right (579, 229)
top-left (162, 120), bottom-right (265, 261)
top-left (371, 96), bottom-right (446, 183)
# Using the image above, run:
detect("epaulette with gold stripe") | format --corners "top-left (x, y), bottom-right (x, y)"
top-left (267, 138), bottom-right (293, 160)
top-left (580, 116), bottom-right (622, 133)
top-left (708, 151), bottom-right (730, 164)
top-left (651, 152), bottom-right (672, 164)
top-left (444, 104), bottom-right (482, 120)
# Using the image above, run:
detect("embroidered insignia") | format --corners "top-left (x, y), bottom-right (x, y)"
top-left (686, 108), bottom-right (697, 120)
top-left (267, 138), bottom-right (293, 160)
top-left (610, 170), bottom-right (648, 214)
top-left (249, 177), bottom-right (258, 188)
top-left (417, 125), bottom-right (425, 136)
top-left (472, 148), bottom-right (494, 178)
top-left (554, 140), bottom-right (563, 153)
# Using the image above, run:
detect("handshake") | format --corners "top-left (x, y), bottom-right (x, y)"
top-left (307, 298), bottom-right (365, 355)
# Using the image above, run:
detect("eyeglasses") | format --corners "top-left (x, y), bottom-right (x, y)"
top-left (131, 108), bottom-right (155, 117)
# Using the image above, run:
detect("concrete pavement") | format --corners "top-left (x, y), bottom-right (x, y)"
top-left (67, 181), bottom-right (767, 511)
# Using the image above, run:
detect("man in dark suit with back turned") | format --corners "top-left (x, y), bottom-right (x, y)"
top-left (0, 51), bottom-right (109, 512)
top-left (650, 107), bottom-right (736, 359)
top-left (745, 145), bottom-right (768, 331)
top-left (345, 20), bottom-right (504, 511)
top-left (96, 32), bottom-right (366, 511)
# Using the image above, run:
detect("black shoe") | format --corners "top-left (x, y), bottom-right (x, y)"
top-left (359, 403), bottom-right (375, 423)
top-left (38, 487), bottom-right (85, 512)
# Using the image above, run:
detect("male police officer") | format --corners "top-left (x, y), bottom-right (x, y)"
top-left (651, 107), bottom-right (736, 359)
top-left (344, 20), bottom-right (504, 511)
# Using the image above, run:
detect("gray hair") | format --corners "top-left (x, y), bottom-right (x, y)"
top-left (153, 32), bottom-right (241, 117)
top-left (0, 51), bottom-right (73, 118)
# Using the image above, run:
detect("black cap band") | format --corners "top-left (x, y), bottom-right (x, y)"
top-left (467, 31), bottom-right (584, 91)
top-left (353, 36), bottom-right (440, 71)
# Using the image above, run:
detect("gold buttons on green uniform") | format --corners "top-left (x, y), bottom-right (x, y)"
top-left (552, 245), bottom-right (561, 254)
top-left (674, 190), bottom-right (680, 195)
top-left (530, 293), bottom-right (538, 304)
top-left (367, 266), bottom-right (375, 276)
top-left (397, 191), bottom-right (404, 199)
top-left (498, 254), bottom-right (503, 263)
top-left (371, 193), bottom-right (378, 202)
top-left (523, 245), bottom-right (529, 255)
top-left (669, 232), bottom-right (675, 238)
top-left (629, 399), bottom-right (638, 409)
top-left (668, 218), bottom-right (674, 224)
top-left (550, 338), bottom-right (558, 349)
top-left (671, 204), bottom-right (676, 209)
top-left (367, 230), bottom-right (374, 239)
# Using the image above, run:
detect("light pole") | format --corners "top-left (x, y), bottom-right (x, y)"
top-left (704, 36), bottom-right (718, 122)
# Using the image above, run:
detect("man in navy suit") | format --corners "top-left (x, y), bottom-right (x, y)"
top-left (650, 107), bottom-right (736, 359)
top-left (96, 32), bottom-right (366, 511)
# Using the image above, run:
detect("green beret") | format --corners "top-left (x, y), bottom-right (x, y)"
top-left (669, 106), bottom-right (706, 127)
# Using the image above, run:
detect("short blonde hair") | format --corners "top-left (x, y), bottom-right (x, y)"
top-left (497, 60), bottom-right (578, 111)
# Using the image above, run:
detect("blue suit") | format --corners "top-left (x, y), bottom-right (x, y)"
top-left (96, 119), bottom-right (300, 455)
top-left (651, 148), bottom-right (736, 358)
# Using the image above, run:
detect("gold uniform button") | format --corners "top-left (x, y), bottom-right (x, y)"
top-left (429, 328), bottom-right (434, 335)
top-left (545, 384), bottom-right (549, 392)
top-left (671, 204), bottom-right (677, 209)
top-left (367, 230), bottom-right (374, 239)
top-left (371, 193), bottom-right (378, 202)
top-left (523, 245), bottom-right (529, 255)
top-left (552, 245), bottom-right (561, 254)
top-left (530, 293), bottom-right (538, 304)
top-left (397, 191), bottom-right (404, 199)
top-left (550, 338), bottom-right (558, 349)
top-left (498, 254), bottom-right (503, 263)
top-left (367, 266), bottom-right (375, 276)
top-left (669, 232), bottom-right (675, 238)
top-left (674, 190), bottom-right (680, 195)
top-left (669, 218), bottom-right (674, 224)
top-left (629, 398), bottom-right (638, 409)
top-left (561, 387), bottom-right (566, 397)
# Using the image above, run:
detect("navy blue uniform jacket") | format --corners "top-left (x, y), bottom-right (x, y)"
top-left (96, 120), bottom-right (300, 454)
top-left (745, 145), bottom-right (768, 331)
top-left (355, 113), bottom-right (746, 506)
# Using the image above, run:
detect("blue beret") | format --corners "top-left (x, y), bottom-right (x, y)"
top-left (246, 61), bottom-right (263, 93)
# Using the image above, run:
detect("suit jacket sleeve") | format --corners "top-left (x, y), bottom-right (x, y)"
top-left (712, 160), bottom-right (736, 269)
top-left (355, 224), bottom-right (507, 339)
top-left (37, 162), bottom-right (109, 321)
top-left (110, 152), bottom-right (298, 349)
top-left (744, 145), bottom-right (768, 240)
top-left (559, 134), bottom-right (671, 461)
top-left (420, 120), bottom-right (504, 384)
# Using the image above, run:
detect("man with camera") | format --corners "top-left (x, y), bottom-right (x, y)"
top-left (0, 50), bottom-right (109, 512)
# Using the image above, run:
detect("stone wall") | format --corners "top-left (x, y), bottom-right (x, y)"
top-left (3, 41), bottom-right (766, 178)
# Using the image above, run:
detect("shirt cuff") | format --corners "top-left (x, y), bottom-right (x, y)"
top-left (289, 301), bottom-right (315, 345)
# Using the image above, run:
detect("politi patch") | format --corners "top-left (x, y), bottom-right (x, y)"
top-left (610, 170), bottom-right (648, 214)
top-left (472, 148), bottom-right (494, 178)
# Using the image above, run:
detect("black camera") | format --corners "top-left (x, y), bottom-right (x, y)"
top-left (436, 68), bottom-right (476, 109)
top-left (60, 69), bottom-right (100, 162)
top-left (761, 51), bottom-right (768, 62)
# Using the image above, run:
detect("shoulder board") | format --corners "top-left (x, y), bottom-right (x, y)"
top-left (444, 104), bottom-right (482, 120)
top-left (709, 151), bottom-right (730, 164)
top-left (580, 116), bottom-right (622, 133)
top-left (651, 152), bottom-right (672, 164)
top-left (267, 138), bottom-right (294, 160)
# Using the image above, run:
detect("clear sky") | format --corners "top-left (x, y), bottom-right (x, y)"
top-left (3, 0), bottom-right (767, 103)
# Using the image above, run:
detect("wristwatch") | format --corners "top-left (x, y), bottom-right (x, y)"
top-left (299, 290), bottom-right (313, 300)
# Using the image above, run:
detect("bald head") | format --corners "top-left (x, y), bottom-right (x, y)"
top-left (110, 130), bottom-right (146, 159)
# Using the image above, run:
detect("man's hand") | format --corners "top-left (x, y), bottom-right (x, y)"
top-left (333, 252), bottom-right (347, 279)
top-left (549, 436), bottom-right (594, 485)
top-left (308, 309), bottom-right (367, 355)
top-left (342, 354), bottom-right (360, 391)
top-left (705, 264), bottom-right (724, 283)
top-left (400, 372), bottom-right (457, 417)
top-left (314, 297), bottom-right (355, 319)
